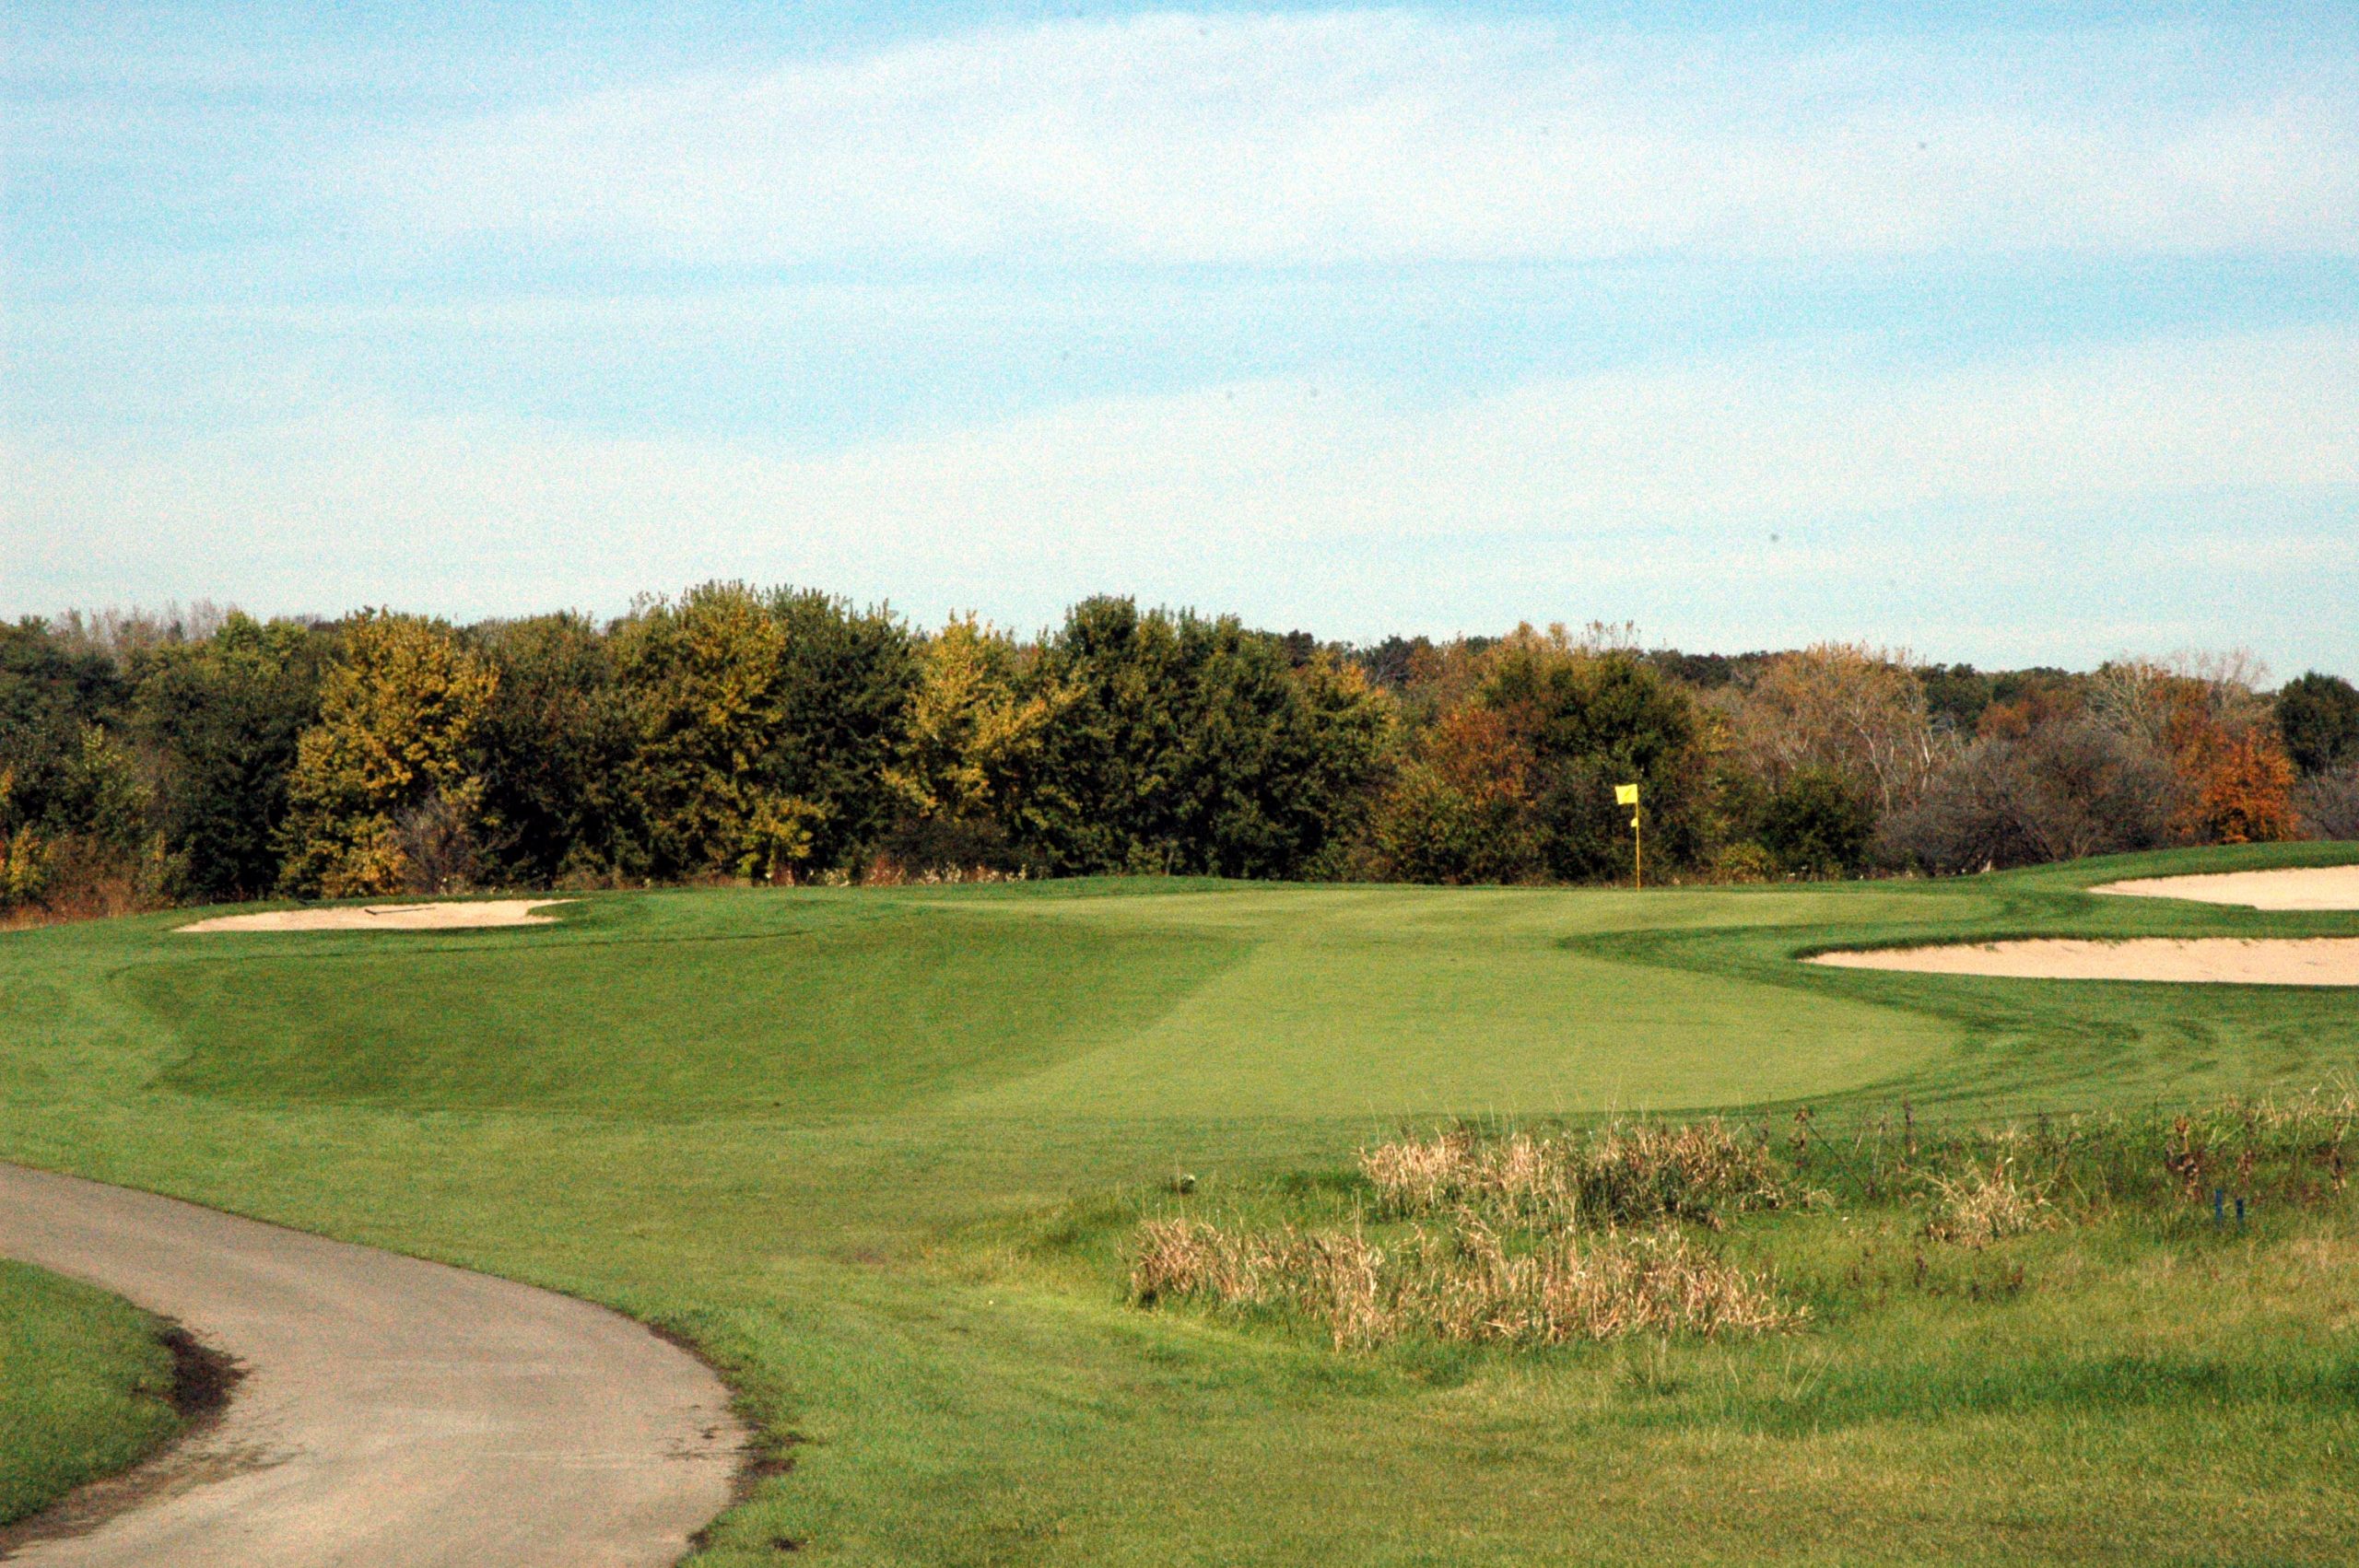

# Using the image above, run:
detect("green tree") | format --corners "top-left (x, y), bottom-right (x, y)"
top-left (0, 620), bottom-right (163, 913)
top-left (1759, 766), bottom-right (1875, 875)
top-left (880, 615), bottom-right (1072, 872)
top-left (2275, 672), bottom-right (2359, 777)
top-left (131, 614), bottom-right (330, 901)
top-left (1475, 628), bottom-right (1713, 882)
top-left (466, 614), bottom-right (629, 885)
top-left (0, 619), bottom-right (131, 837)
top-left (276, 612), bottom-right (499, 897)
top-left (612, 583), bottom-right (916, 881)
top-left (1033, 599), bottom-right (1392, 877)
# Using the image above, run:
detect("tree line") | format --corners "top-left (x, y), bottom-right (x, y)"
top-left (3, 585), bottom-right (2355, 919)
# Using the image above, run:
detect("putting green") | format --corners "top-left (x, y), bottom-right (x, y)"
top-left (132, 883), bottom-right (1958, 1122)
top-left (952, 931), bottom-right (1950, 1118)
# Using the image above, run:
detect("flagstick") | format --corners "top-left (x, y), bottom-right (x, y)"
top-left (1633, 806), bottom-right (1643, 892)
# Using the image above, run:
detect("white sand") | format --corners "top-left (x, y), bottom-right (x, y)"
top-left (1810, 937), bottom-right (2359, 986)
top-left (176, 899), bottom-right (574, 933)
top-left (2092, 865), bottom-right (2359, 911)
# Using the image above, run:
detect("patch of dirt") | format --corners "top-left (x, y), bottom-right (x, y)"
top-left (160, 1325), bottom-right (242, 1421)
top-left (174, 899), bottom-right (574, 933)
top-left (1809, 937), bottom-right (2359, 986)
top-left (2092, 865), bottom-right (2359, 910)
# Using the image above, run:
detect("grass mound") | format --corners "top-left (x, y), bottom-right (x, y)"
top-left (0, 1262), bottom-right (183, 1528)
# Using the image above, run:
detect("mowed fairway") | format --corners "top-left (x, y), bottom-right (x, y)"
top-left (4, 842), bottom-right (2359, 1562)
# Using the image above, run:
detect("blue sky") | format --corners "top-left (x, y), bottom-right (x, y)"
top-left (6, 3), bottom-right (2355, 673)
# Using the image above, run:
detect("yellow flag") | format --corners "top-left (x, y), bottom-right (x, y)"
top-left (1614, 782), bottom-right (1640, 806)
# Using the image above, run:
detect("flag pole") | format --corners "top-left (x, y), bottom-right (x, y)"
top-left (1614, 781), bottom-right (1643, 891)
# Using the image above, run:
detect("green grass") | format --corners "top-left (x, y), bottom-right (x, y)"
top-left (0, 1261), bottom-right (183, 1527)
top-left (2, 841), bottom-right (2357, 1562)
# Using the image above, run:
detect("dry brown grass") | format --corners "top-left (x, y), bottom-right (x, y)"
top-left (0, 859), bottom-right (168, 930)
top-left (1923, 1155), bottom-right (2059, 1246)
top-left (1361, 1121), bottom-right (1788, 1231)
top-left (858, 857), bottom-right (1029, 887)
top-left (1132, 1215), bottom-right (1799, 1350)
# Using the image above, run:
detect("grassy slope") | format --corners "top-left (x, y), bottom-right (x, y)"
top-left (0, 841), bottom-right (2355, 1562)
top-left (0, 1261), bottom-right (182, 1527)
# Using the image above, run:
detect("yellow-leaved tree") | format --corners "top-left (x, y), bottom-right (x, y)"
top-left (276, 612), bottom-right (498, 897)
top-left (880, 614), bottom-right (1073, 867)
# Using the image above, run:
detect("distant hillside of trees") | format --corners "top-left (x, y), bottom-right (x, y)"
top-left (4, 587), bottom-right (2354, 921)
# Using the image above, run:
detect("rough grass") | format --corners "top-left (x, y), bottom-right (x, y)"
top-left (1, 842), bottom-right (2357, 1562)
top-left (0, 1261), bottom-right (182, 1527)
top-left (1133, 1100), bottom-right (2345, 1346)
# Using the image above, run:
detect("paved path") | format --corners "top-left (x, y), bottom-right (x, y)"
top-left (0, 1164), bottom-right (745, 1566)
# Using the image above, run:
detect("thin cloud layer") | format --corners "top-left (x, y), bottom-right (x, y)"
top-left (370, 12), bottom-right (2359, 266)
top-left (13, 326), bottom-right (2353, 661)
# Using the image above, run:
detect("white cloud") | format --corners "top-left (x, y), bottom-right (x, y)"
top-left (8, 327), bottom-right (2353, 660)
top-left (359, 11), bottom-right (2359, 265)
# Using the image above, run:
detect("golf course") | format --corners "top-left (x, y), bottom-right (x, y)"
top-left (6, 840), bottom-right (2359, 1562)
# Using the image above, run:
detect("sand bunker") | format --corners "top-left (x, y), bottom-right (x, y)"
top-left (1811, 937), bottom-right (2359, 987)
top-left (176, 899), bottom-right (574, 933)
top-left (2092, 865), bottom-right (2359, 911)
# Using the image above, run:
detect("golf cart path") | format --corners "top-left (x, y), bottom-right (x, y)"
top-left (0, 1164), bottom-right (745, 1567)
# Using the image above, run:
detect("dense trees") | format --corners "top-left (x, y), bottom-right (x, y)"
top-left (1030, 599), bottom-right (1391, 877)
top-left (1359, 626), bottom-right (1713, 884)
top-left (0, 590), bottom-right (2350, 920)
top-left (2277, 673), bottom-right (2359, 778)
top-left (1730, 643), bottom-right (1940, 816)
top-left (1879, 720), bottom-right (2179, 872)
top-left (608, 584), bottom-right (917, 882)
top-left (0, 621), bottom-right (154, 914)
top-left (134, 614), bottom-right (332, 900)
top-left (466, 613), bottom-right (628, 887)
top-left (276, 612), bottom-right (499, 897)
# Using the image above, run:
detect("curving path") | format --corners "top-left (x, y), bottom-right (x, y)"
top-left (0, 1164), bottom-right (745, 1566)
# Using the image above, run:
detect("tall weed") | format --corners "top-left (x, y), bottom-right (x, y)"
top-left (1362, 1120), bottom-right (1788, 1231)
top-left (1133, 1215), bottom-right (1797, 1350)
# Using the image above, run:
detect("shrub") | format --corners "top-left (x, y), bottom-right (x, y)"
top-left (1759, 766), bottom-right (1874, 875)
top-left (2296, 763), bottom-right (2359, 840)
top-left (1706, 841), bottom-right (1779, 883)
top-left (1878, 720), bottom-right (2179, 872)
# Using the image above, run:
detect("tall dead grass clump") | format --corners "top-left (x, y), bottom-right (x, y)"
top-left (1361, 1121), bottom-right (1786, 1231)
top-left (858, 856), bottom-right (1030, 886)
top-left (1923, 1155), bottom-right (2058, 1246)
top-left (1132, 1218), bottom-right (1387, 1346)
top-left (1132, 1216), bottom-right (1798, 1350)
top-left (1398, 1222), bottom-right (1799, 1347)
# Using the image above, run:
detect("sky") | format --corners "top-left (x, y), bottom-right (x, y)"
top-left (4, 2), bottom-right (2355, 673)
